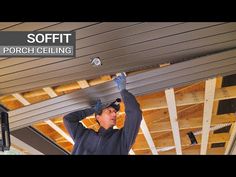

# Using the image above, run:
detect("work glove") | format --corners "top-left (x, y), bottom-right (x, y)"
top-left (114, 73), bottom-right (126, 91)
top-left (91, 99), bottom-right (103, 114)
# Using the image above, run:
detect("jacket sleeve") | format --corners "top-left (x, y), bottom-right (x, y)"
top-left (63, 108), bottom-right (94, 141)
top-left (120, 89), bottom-right (142, 150)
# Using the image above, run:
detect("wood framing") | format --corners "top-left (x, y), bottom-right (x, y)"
top-left (200, 78), bottom-right (216, 155)
top-left (225, 123), bottom-right (236, 154)
top-left (165, 88), bottom-right (182, 154)
top-left (44, 120), bottom-right (74, 145)
top-left (140, 85), bottom-right (236, 111)
top-left (43, 87), bottom-right (58, 98)
top-left (12, 93), bottom-right (30, 105)
top-left (77, 80), bottom-right (90, 88)
top-left (140, 118), bottom-right (158, 154)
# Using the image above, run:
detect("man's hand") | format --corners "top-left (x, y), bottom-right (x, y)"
top-left (92, 99), bottom-right (103, 114)
top-left (114, 73), bottom-right (126, 91)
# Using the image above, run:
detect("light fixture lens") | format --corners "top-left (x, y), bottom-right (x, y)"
top-left (91, 57), bottom-right (102, 66)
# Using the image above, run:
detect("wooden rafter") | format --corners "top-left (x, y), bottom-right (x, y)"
top-left (165, 88), bottom-right (182, 154)
top-left (77, 80), bottom-right (89, 88)
top-left (140, 85), bottom-right (236, 111)
top-left (140, 118), bottom-right (158, 154)
top-left (43, 87), bottom-right (58, 98)
top-left (144, 112), bottom-right (236, 133)
top-left (200, 78), bottom-right (216, 155)
top-left (133, 132), bottom-right (229, 151)
top-left (129, 149), bottom-right (135, 155)
top-left (44, 120), bottom-right (74, 144)
top-left (12, 93), bottom-right (30, 105)
top-left (225, 123), bottom-right (236, 154)
top-left (212, 77), bottom-right (223, 115)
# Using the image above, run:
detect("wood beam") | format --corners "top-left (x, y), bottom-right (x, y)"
top-left (2, 90), bottom-right (47, 102)
top-left (43, 87), bottom-right (58, 98)
top-left (132, 132), bottom-right (229, 150)
top-left (165, 88), bottom-right (182, 154)
top-left (140, 85), bottom-right (236, 111)
top-left (54, 83), bottom-right (80, 92)
top-left (77, 80), bottom-right (90, 88)
top-left (145, 113), bottom-right (236, 133)
top-left (34, 111), bottom-right (236, 135)
top-left (12, 93), bottom-right (30, 105)
top-left (212, 77), bottom-right (223, 115)
top-left (89, 75), bottom-right (112, 86)
top-left (100, 75), bottom-right (112, 81)
top-left (140, 144), bottom-right (225, 155)
top-left (129, 149), bottom-right (135, 155)
top-left (200, 78), bottom-right (216, 155)
top-left (44, 120), bottom-right (74, 145)
top-left (225, 123), bottom-right (236, 154)
top-left (140, 117), bottom-right (158, 154)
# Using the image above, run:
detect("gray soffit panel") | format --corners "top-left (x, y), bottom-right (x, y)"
top-left (11, 126), bottom-right (69, 155)
top-left (8, 48), bottom-right (236, 131)
top-left (1, 22), bottom-right (236, 95)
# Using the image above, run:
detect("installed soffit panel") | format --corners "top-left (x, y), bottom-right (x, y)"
top-left (11, 127), bottom-right (68, 155)
top-left (8, 48), bottom-right (236, 131)
top-left (1, 22), bottom-right (236, 95)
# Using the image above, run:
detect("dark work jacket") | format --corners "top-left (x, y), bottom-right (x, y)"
top-left (63, 89), bottom-right (142, 155)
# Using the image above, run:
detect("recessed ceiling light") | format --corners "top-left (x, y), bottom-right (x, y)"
top-left (91, 57), bottom-right (102, 66)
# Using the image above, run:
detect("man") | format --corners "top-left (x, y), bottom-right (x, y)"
top-left (63, 73), bottom-right (142, 155)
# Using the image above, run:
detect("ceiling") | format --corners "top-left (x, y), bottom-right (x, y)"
top-left (1, 22), bottom-right (236, 95)
top-left (0, 22), bottom-right (236, 155)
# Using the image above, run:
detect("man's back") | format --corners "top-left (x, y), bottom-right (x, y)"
top-left (72, 127), bottom-right (129, 155)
